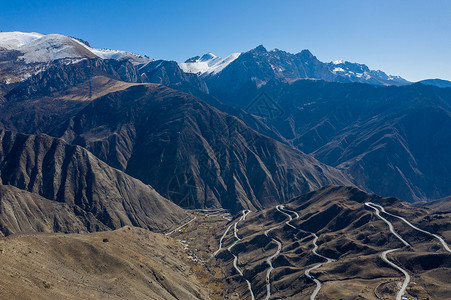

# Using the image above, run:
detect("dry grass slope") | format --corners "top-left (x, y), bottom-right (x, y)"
top-left (0, 226), bottom-right (211, 300)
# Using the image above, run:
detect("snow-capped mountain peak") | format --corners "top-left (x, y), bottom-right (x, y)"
top-left (179, 52), bottom-right (241, 76)
top-left (199, 52), bottom-right (217, 61)
top-left (0, 31), bottom-right (152, 65)
top-left (16, 34), bottom-right (97, 63)
top-left (0, 31), bottom-right (44, 50)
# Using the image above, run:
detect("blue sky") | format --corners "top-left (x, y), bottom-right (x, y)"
top-left (1, 0), bottom-right (450, 81)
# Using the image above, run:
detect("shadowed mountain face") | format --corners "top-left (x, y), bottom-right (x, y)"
top-left (247, 80), bottom-right (451, 202)
top-left (139, 60), bottom-right (209, 94)
top-left (0, 130), bottom-right (189, 235)
top-left (53, 84), bottom-right (353, 212)
top-left (0, 75), bottom-right (143, 135)
top-left (115, 48), bottom-right (450, 203)
top-left (190, 77), bottom-right (450, 203)
top-left (4, 57), bottom-right (139, 102)
top-left (0, 59), bottom-right (353, 212)
top-left (0, 57), bottom-right (143, 136)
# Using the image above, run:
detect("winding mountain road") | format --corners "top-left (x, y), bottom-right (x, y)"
top-left (214, 210), bottom-right (255, 299)
top-left (278, 205), bottom-right (334, 300)
top-left (365, 202), bottom-right (410, 300)
top-left (264, 238), bottom-right (282, 300)
top-left (263, 205), bottom-right (288, 300)
top-left (369, 203), bottom-right (451, 253)
top-left (303, 232), bottom-right (335, 300)
top-left (276, 205), bottom-right (297, 229)
top-left (228, 210), bottom-right (255, 300)
top-left (381, 249), bottom-right (410, 300)
top-left (213, 222), bottom-right (234, 256)
top-left (365, 203), bottom-right (410, 247)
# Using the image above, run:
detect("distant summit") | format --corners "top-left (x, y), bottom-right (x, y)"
top-left (179, 45), bottom-right (410, 86)
top-left (418, 78), bottom-right (451, 88)
top-left (178, 52), bottom-right (241, 75)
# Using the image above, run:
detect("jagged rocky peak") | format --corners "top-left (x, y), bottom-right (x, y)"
top-left (185, 55), bottom-right (201, 63)
top-left (296, 49), bottom-right (315, 60)
top-left (252, 44), bottom-right (268, 54)
top-left (69, 36), bottom-right (91, 47)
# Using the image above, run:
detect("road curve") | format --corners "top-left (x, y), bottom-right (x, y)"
top-left (304, 263), bottom-right (323, 300)
top-left (213, 222), bottom-right (234, 256)
top-left (227, 210), bottom-right (255, 300)
top-left (279, 206), bottom-right (299, 219)
top-left (365, 203), bottom-right (410, 300)
top-left (278, 205), bottom-right (334, 300)
top-left (276, 205), bottom-right (297, 230)
top-left (232, 210), bottom-right (250, 241)
top-left (165, 216), bottom-right (197, 236)
top-left (303, 232), bottom-right (335, 300)
top-left (263, 205), bottom-right (287, 300)
top-left (381, 249), bottom-right (410, 300)
top-left (264, 238), bottom-right (282, 300)
top-left (369, 203), bottom-right (451, 253)
top-left (365, 203), bottom-right (410, 247)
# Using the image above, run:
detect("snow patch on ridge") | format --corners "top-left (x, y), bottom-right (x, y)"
top-left (332, 60), bottom-right (345, 65)
top-left (179, 52), bottom-right (241, 75)
top-left (0, 32), bottom-right (44, 50)
top-left (16, 34), bottom-right (95, 63)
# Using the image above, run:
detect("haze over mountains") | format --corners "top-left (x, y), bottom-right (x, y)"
top-left (0, 31), bottom-right (450, 299)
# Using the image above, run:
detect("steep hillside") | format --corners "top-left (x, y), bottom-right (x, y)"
top-left (54, 84), bottom-right (353, 212)
top-left (0, 185), bottom-right (107, 236)
top-left (0, 75), bottom-right (144, 135)
top-left (202, 78), bottom-right (451, 202)
top-left (259, 80), bottom-right (451, 202)
top-left (139, 60), bottom-right (209, 94)
top-left (0, 130), bottom-right (189, 234)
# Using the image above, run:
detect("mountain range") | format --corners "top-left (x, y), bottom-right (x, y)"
top-left (182, 45), bottom-right (409, 87)
top-left (0, 30), bottom-right (450, 299)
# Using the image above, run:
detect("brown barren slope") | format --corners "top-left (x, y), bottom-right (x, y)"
top-left (0, 226), bottom-right (210, 299)
top-left (0, 129), bottom-right (190, 235)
